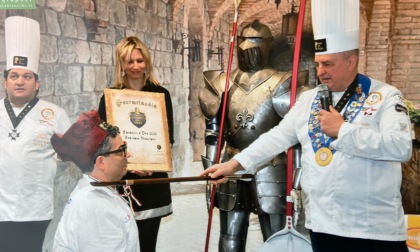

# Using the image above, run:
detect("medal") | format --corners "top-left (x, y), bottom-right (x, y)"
top-left (8, 129), bottom-right (20, 140)
top-left (308, 74), bottom-right (372, 168)
top-left (315, 147), bottom-right (333, 166)
top-left (4, 97), bottom-right (39, 140)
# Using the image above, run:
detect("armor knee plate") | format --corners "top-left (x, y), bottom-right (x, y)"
top-left (219, 234), bottom-right (247, 252)
top-left (216, 180), bottom-right (254, 211)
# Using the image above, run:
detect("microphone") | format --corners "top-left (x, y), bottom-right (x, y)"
top-left (317, 84), bottom-right (331, 111)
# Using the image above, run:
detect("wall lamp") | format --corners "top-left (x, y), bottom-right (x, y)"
top-left (173, 33), bottom-right (201, 67)
top-left (282, 0), bottom-right (299, 45)
top-left (207, 40), bottom-right (224, 68)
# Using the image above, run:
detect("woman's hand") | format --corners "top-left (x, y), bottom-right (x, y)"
top-left (130, 170), bottom-right (153, 177)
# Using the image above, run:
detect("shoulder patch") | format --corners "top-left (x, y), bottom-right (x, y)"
top-left (395, 103), bottom-right (408, 115)
top-left (393, 94), bottom-right (405, 103)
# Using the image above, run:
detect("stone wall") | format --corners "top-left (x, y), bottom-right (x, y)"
top-left (0, 1), bottom-right (223, 250)
top-left (0, 1), bottom-right (194, 175)
top-left (364, 0), bottom-right (420, 104)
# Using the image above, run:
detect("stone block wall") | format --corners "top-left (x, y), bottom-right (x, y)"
top-left (0, 0), bottom-right (193, 174)
top-left (0, 1), bottom-right (224, 250)
top-left (390, 1), bottom-right (420, 103)
top-left (364, 0), bottom-right (420, 104)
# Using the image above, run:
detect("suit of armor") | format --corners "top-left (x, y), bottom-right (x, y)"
top-left (199, 20), bottom-right (309, 251)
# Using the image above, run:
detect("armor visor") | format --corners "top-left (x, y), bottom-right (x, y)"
top-left (237, 36), bottom-right (271, 72)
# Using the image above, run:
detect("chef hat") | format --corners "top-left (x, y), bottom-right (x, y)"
top-left (51, 110), bottom-right (119, 172)
top-left (5, 16), bottom-right (40, 74)
top-left (311, 0), bottom-right (360, 55)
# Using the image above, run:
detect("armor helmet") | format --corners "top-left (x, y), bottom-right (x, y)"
top-left (237, 20), bottom-right (273, 72)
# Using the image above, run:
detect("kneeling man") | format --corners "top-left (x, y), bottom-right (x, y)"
top-left (51, 110), bottom-right (139, 252)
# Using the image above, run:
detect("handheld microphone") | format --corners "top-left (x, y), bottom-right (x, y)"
top-left (317, 84), bottom-right (331, 111)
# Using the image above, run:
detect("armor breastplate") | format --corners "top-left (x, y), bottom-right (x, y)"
top-left (226, 69), bottom-right (291, 150)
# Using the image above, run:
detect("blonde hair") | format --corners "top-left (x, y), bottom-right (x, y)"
top-left (113, 36), bottom-right (160, 88)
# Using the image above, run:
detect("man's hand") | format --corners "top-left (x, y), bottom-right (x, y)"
top-left (318, 105), bottom-right (344, 138)
top-left (130, 170), bottom-right (153, 177)
top-left (199, 159), bottom-right (244, 184)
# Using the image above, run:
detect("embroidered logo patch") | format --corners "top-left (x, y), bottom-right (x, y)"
top-left (395, 103), bottom-right (408, 115)
top-left (314, 39), bottom-right (327, 53)
top-left (41, 108), bottom-right (55, 120)
top-left (362, 106), bottom-right (377, 116)
top-left (124, 214), bottom-right (131, 223)
top-left (393, 94), bottom-right (405, 103)
top-left (400, 122), bottom-right (409, 131)
top-left (13, 56), bottom-right (28, 67)
top-left (366, 92), bottom-right (383, 106)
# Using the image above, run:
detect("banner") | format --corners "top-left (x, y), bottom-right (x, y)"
top-left (0, 0), bottom-right (35, 9)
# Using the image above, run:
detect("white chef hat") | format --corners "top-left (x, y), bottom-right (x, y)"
top-left (5, 16), bottom-right (40, 74)
top-left (311, 0), bottom-right (359, 55)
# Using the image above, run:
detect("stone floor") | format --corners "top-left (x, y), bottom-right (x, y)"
top-left (157, 182), bottom-right (310, 252)
top-left (156, 181), bottom-right (264, 252)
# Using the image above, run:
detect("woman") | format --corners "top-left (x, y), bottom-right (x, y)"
top-left (98, 36), bottom-right (174, 252)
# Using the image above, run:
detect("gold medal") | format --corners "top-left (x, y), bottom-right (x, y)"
top-left (315, 147), bottom-right (333, 166)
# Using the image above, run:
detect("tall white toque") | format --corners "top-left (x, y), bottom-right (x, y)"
top-left (5, 16), bottom-right (41, 74)
top-left (311, 0), bottom-right (359, 55)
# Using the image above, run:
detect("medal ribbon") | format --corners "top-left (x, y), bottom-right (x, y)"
top-left (4, 97), bottom-right (39, 128)
top-left (87, 175), bottom-right (141, 213)
top-left (308, 74), bottom-right (371, 155)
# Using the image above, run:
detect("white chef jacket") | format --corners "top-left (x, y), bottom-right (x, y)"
top-left (0, 99), bottom-right (70, 221)
top-left (53, 175), bottom-right (140, 252)
top-left (234, 75), bottom-right (412, 241)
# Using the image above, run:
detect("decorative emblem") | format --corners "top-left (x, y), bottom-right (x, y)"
top-left (41, 108), bottom-right (55, 120)
top-left (236, 108), bottom-right (254, 128)
top-left (8, 129), bottom-right (20, 140)
top-left (393, 94), bottom-right (405, 103)
top-left (315, 147), bottom-right (333, 166)
top-left (366, 92), bottom-right (382, 106)
top-left (13, 56), bottom-right (28, 67)
top-left (362, 106), bottom-right (377, 116)
top-left (130, 108), bottom-right (146, 128)
top-left (395, 104), bottom-right (408, 115)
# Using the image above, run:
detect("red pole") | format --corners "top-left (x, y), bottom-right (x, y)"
top-left (204, 3), bottom-right (241, 251)
top-left (286, 0), bottom-right (307, 217)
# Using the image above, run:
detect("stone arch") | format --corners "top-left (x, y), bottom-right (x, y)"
top-left (208, 0), bottom-right (232, 39)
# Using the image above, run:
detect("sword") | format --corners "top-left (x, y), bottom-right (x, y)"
top-left (90, 174), bottom-right (254, 187)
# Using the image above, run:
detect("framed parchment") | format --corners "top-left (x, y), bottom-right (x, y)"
top-left (104, 89), bottom-right (172, 172)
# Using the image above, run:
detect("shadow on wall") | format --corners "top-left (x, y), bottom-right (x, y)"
top-left (269, 34), bottom-right (317, 87)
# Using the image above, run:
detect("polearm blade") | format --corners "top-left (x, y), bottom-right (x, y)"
top-left (90, 174), bottom-right (254, 187)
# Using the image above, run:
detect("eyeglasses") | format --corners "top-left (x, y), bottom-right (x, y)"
top-left (98, 142), bottom-right (127, 158)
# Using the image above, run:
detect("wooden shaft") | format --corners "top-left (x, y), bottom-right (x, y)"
top-left (90, 174), bottom-right (254, 187)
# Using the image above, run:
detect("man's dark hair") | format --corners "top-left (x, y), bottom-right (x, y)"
top-left (84, 131), bottom-right (118, 173)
